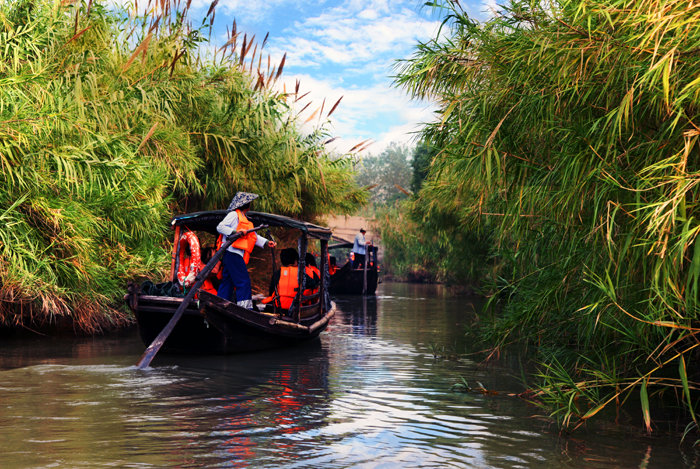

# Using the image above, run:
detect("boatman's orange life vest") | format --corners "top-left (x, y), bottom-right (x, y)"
top-left (231, 209), bottom-right (257, 264)
top-left (262, 266), bottom-right (299, 310)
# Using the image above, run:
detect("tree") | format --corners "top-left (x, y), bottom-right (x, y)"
top-left (356, 143), bottom-right (413, 207)
top-left (410, 140), bottom-right (438, 193)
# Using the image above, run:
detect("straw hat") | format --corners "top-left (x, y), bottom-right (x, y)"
top-left (227, 191), bottom-right (259, 211)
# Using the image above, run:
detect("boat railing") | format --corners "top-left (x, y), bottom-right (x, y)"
top-left (301, 291), bottom-right (320, 301)
top-left (300, 301), bottom-right (320, 311)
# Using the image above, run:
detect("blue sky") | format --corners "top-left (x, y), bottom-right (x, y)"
top-left (121, 0), bottom-right (496, 155)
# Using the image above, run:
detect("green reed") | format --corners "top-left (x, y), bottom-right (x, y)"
top-left (0, 0), bottom-right (365, 333)
top-left (388, 0), bottom-right (700, 434)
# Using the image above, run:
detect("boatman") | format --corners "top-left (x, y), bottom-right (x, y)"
top-left (216, 192), bottom-right (276, 309)
top-left (352, 228), bottom-right (371, 269)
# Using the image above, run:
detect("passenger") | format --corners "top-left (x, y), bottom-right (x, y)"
top-left (216, 192), bottom-right (276, 309)
top-left (303, 253), bottom-right (321, 301)
top-left (199, 246), bottom-right (220, 295)
top-left (262, 248), bottom-right (299, 310)
top-left (304, 253), bottom-right (321, 284)
top-left (329, 256), bottom-right (338, 275)
top-left (262, 248), bottom-right (317, 311)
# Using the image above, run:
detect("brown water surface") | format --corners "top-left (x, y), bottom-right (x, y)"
top-left (0, 282), bottom-right (697, 468)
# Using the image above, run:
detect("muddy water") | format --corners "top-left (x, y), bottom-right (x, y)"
top-left (0, 282), bottom-right (697, 468)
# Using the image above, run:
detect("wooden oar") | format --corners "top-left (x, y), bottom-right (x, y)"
top-left (136, 224), bottom-right (268, 369)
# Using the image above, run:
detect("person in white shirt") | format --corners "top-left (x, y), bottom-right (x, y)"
top-left (216, 192), bottom-right (276, 309)
top-left (352, 228), bottom-right (370, 269)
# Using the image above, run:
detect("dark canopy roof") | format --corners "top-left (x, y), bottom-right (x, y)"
top-left (328, 236), bottom-right (353, 250)
top-left (170, 210), bottom-right (333, 240)
top-left (328, 236), bottom-right (378, 252)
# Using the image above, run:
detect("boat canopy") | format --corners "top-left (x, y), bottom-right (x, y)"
top-left (170, 210), bottom-right (333, 240)
top-left (329, 236), bottom-right (378, 254)
top-left (328, 239), bottom-right (353, 250)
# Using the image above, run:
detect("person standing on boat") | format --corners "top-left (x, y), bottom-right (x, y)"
top-left (216, 192), bottom-right (276, 309)
top-left (352, 228), bottom-right (370, 269)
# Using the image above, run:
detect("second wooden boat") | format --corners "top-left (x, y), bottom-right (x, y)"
top-left (328, 239), bottom-right (379, 295)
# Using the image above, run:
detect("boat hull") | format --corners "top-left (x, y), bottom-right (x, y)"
top-left (329, 263), bottom-right (378, 295)
top-left (126, 289), bottom-right (335, 354)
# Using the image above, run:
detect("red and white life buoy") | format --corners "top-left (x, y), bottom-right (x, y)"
top-left (177, 231), bottom-right (201, 288)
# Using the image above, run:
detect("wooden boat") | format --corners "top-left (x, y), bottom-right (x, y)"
top-left (125, 210), bottom-right (336, 354)
top-left (328, 239), bottom-right (379, 295)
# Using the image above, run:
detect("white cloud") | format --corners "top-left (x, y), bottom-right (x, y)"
top-left (110, 0), bottom-right (444, 157)
top-left (276, 74), bottom-right (436, 155)
top-left (278, 5), bottom-right (441, 69)
top-left (194, 0), bottom-right (291, 22)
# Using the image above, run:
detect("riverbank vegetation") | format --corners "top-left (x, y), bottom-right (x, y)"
top-left (0, 0), bottom-right (365, 334)
top-left (385, 0), bottom-right (700, 435)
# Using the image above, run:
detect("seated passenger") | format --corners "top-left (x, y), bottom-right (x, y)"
top-left (262, 248), bottom-right (317, 312)
top-left (305, 253), bottom-right (320, 284)
top-left (303, 253), bottom-right (321, 302)
top-left (329, 256), bottom-right (338, 275)
top-left (199, 246), bottom-right (221, 295)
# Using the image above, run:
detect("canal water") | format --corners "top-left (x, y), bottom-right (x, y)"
top-left (0, 282), bottom-right (697, 468)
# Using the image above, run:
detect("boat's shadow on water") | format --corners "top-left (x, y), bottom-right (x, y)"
top-left (137, 339), bottom-right (335, 466)
top-left (330, 294), bottom-right (378, 336)
top-left (148, 337), bottom-right (328, 388)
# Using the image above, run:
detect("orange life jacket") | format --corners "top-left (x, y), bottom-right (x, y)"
top-left (214, 235), bottom-right (224, 280)
top-left (304, 265), bottom-right (320, 295)
top-left (262, 266), bottom-right (299, 310)
top-left (302, 265), bottom-right (320, 305)
top-left (197, 242), bottom-right (219, 297)
top-left (231, 209), bottom-right (257, 264)
top-left (200, 278), bottom-right (217, 296)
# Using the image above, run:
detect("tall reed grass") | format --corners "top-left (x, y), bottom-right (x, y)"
top-left (0, 0), bottom-right (365, 333)
top-left (391, 0), bottom-right (700, 434)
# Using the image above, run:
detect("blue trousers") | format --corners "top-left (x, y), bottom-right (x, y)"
top-left (218, 251), bottom-right (251, 303)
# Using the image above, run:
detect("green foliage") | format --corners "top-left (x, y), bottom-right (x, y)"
top-left (355, 142), bottom-right (413, 208)
top-left (0, 0), bottom-right (365, 333)
top-left (410, 140), bottom-right (438, 193)
top-left (377, 199), bottom-right (491, 283)
top-left (391, 0), bottom-right (700, 432)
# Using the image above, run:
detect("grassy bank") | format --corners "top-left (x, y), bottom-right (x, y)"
top-left (385, 0), bottom-right (700, 435)
top-left (0, 0), bottom-right (365, 333)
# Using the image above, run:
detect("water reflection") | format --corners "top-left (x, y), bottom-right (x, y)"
top-left (0, 283), bottom-right (697, 468)
top-left (135, 342), bottom-right (333, 468)
top-left (334, 294), bottom-right (378, 336)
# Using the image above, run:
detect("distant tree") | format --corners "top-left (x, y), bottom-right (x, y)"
top-left (356, 143), bottom-right (413, 207)
top-left (410, 141), bottom-right (439, 193)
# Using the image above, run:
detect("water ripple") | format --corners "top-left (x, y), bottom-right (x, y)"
top-left (0, 283), bottom-right (694, 468)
